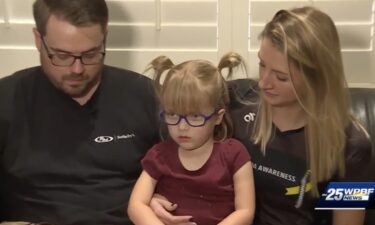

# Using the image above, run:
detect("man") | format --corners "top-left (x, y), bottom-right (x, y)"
top-left (0, 0), bottom-right (160, 224)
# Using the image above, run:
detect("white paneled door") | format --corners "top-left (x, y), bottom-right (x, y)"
top-left (244, 0), bottom-right (375, 86)
top-left (0, 0), bottom-right (374, 86)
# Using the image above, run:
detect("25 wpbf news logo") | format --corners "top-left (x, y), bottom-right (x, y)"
top-left (315, 182), bottom-right (375, 210)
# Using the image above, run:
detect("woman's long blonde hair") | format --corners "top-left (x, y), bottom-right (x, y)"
top-left (253, 6), bottom-right (350, 196)
top-left (146, 52), bottom-right (245, 141)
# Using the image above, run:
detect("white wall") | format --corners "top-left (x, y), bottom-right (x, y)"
top-left (0, 0), bottom-right (374, 87)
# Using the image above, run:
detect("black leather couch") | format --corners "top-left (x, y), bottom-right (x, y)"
top-left (351, 88), bottom-right (375, 225)
top-left (228, 79), bottom-right (375, 225)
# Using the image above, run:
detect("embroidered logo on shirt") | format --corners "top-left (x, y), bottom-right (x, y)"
top-left (94, 133), bottom-right (136, 143)
top-left (95, 136), bottom-right (114, 143)
top-left (244, 112), bottom-right (256, 122)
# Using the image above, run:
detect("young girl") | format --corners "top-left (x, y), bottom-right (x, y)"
top-left (127, 53), bottom-right (255, 225)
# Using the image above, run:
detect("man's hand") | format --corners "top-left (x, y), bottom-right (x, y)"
top-left (150, 194), bottom-right (197, 225)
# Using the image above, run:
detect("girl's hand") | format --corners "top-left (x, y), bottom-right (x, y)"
top-left (150, 194), bottom-right (197, 225)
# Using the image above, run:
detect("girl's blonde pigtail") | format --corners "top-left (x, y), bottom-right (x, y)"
top-left (217, 52), bottom-right (247, 79)
top-left (145, 55), bottom-right (174, 95)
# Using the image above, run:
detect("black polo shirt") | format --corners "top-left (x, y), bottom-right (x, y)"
top-left (0, 66), bottom-right (160, 225)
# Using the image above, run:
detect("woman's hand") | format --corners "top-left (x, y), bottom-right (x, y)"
top-left (150, 194), bottom-right (197, 225)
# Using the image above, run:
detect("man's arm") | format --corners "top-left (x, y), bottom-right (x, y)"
top-left (150, 194), bottom-right (196, 225)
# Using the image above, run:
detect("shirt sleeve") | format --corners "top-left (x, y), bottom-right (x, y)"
top-left (224, 138), bottom-right (251, 175)
top-left (141, 143), bottom-right (165, 180)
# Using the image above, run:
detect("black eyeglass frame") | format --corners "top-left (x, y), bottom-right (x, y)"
top-left (160, 110), bottom-right (219, 127)
top-left (40, 37), bottom-right (106, 67)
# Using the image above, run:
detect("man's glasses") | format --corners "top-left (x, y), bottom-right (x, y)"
top-left (41, 37), bottom-right (105, 67)
top-left (160, 110), bottom-right (218, 127)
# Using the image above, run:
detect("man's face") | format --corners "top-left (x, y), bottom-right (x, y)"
top-left (34, 14), bottom-right (106, 99)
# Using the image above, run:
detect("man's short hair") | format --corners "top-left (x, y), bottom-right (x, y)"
top-left (33, 0), bottom-right (108, 36)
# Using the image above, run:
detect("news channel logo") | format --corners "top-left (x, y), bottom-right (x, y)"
top-left (315, 182), bottom-right (375, 210)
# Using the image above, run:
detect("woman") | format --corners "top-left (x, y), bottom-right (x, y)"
top-left (231, 6), bottom-right (372, 225)
top-left (151, 6), bottom-right (372, 225)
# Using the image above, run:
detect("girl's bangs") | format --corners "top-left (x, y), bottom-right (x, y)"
top-left (161, 75), bottom-right (209, 114)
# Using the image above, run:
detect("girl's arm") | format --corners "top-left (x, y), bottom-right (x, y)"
top-left (127, 171), bottom-right (165, 225)
top-left (333, 210), bottom-right (365, 225)
top-left (217, 162), bottom-right (255, 225)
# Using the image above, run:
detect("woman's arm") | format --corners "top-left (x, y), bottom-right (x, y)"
top-left (127, 171), bottom-right (165, 225)
top-left (333, 210), bottom-right (365, 225)
top-left (218, 162), bottom-right (255, 225)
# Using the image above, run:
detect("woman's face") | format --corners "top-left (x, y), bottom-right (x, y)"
top-left (258, 37), bottom-right (303, 108)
